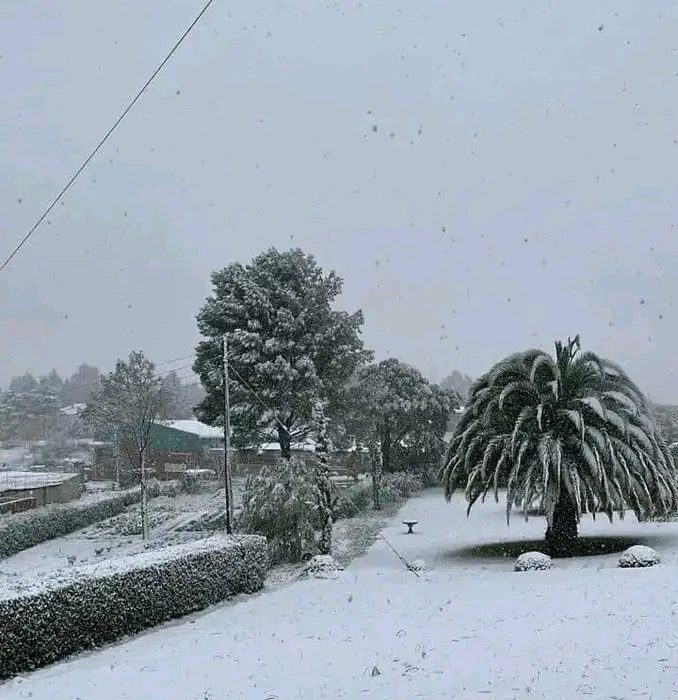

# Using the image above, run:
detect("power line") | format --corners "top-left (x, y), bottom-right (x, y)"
top-left (226, 361), bottom-right (293, 437)
top-left (0, 0), bottom-right (216, 275)
top-left (158, 363), bottom-right (195, 378)
top-left (157, 354), bottom-right (196, 367)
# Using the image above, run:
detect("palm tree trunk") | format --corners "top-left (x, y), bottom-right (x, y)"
top-left (545, 488), bottom-right (578, 557)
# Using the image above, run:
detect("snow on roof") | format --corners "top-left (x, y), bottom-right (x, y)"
top-left (0, 470), bottom-right (78, 492)
top-left (160, 420), bottom-right (224, 439)
top-left (257, 440), bottom-right (317, 452)
top-left (60, 403), bottom-right (87, 416)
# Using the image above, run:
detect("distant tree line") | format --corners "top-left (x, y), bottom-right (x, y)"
top-left (0, 363), bottom-right (205, 443)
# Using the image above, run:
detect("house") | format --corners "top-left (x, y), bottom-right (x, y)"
top-left (147, 420), bottom-right (223, 479)
top-left (234, 437), bottom-right (317, 471)
top-left (0, 470), bottom-right (81, 513)
top-left (92, 419), bottom-right (224, 483)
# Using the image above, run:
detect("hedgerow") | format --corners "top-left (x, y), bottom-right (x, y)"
top-left (0, 534), bottom-right (268, 680)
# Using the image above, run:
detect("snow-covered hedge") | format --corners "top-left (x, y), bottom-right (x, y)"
top-left (0, 481), bottom-right (171, 560)
top-left (0, 534), bottom-right (268, 680)
top-left (514, 551), bottom-right (552, 572)
top-left (619, 545), bottom-right (660, 568)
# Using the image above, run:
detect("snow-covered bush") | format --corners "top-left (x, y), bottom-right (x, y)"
top-left (333, 480), bottom-right (373, 519)
top-left (177, 509), bottom-right (227, 533)
top-left (514, 551), bottom-right (552, 572)
top-left (619, 545), bottom-right (660, 568)
top-left (0, 484), bottom-right (159, 560)
top-left (88, 506), bottom-right (175, 537)
top-left (302, 554), bottom-right (343, 579)
top-left (420, 465), bottom-right (441, 487)
top-left (382, 473), bottom-right (424, 498)
top-left (408, 558), bottom-right (428, 572)
top-left (237, 458), bottom-right (319, 564)
top-left (0, 534), bottom-right (268, 680)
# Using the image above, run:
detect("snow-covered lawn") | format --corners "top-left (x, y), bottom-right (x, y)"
top-left (4, 489), bottom-right (678, 698)
top-left (0, 483), bottom-right (245, 579)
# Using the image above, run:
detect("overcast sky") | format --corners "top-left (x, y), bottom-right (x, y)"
top-left (1, 1), bottom-right (677, 401)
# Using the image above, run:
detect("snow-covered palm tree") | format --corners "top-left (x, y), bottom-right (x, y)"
top-left (441, 335), bottom-right (678, 557)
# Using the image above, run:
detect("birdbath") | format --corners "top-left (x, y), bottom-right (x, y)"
top-left (403, 519), bottom-right (418, 534)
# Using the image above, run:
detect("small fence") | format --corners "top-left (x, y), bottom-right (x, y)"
top-left (232, 461), bottom-right (368, 489)
top-left (0, 496), bottom-right (37, 515)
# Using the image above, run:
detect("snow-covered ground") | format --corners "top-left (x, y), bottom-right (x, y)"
top-left (4, 489), bottom-right (678, 698)
top-left (0, 446), bottom-right (34, 470)
top-left (0, 483), bottom-right (245, 579)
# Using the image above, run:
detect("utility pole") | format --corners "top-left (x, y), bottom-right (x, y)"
top-left (114, 429), bottom-right (121, 490)
top-left (223, 335), bottom-right (234, 534)
top-left (140, 448), bottom-right (149, 540)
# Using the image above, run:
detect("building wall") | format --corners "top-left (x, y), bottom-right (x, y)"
top-left (148, 424), bottom-right (202, 452)
top-left (92, 427), bottom-right (221, 482)
top-left (0, 474), bottom-right (80, 508)
top-left (148, 450), bottom-right (201, 480)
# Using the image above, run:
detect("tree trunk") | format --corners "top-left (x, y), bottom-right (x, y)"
top-left (545, 488), bottom-right (578, 557)
top-left (370, 441), bottom-right (383, 510)
top-left (381, 426), bottom-right (391, 473)
top-left (140, 449), bottom-right (149, 541)
top-left (278, 424), bottom-right (292, 461)
top-left (313, 403), bottom-right (333, 555)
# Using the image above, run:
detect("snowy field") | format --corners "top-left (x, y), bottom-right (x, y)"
top-left (3, 488), bottom-right (678, 698)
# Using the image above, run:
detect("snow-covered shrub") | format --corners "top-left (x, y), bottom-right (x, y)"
top-left (302, 554), bottom-right (343, 579)
top-left (154, 479), bottom-right (182, 498)
top-left (420, 465), bottom-right (441, 487)
top-left (0, 484), bottom-right (160, 560)
top-left (619, 545), bottom-right (660, 568)
top-left (408, 558), bottom-right (428, 572)
top-left (382, 473), bottom-right (424, 498)
top-left (514, 551), bottom-right (552, 572)
top-left (0, 534), bottom-right (268, 680)
top-left (237, 458), bottom-right (319, 564)
top-left (88, 506), bottom-right (175, 536)
top-left (333, 480), bottom-right (373, 519)
top-left (176, 509), bottom-right (227, 533)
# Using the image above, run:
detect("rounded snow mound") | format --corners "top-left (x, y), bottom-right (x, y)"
top-left (302, 555), bottom-right (343, 579)
top-left (514, 551), bottom-right (552, 572)
top-left (619, 545), bottom-right (660, 568)
top-left (408, 559), bottom-right (428, 572)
